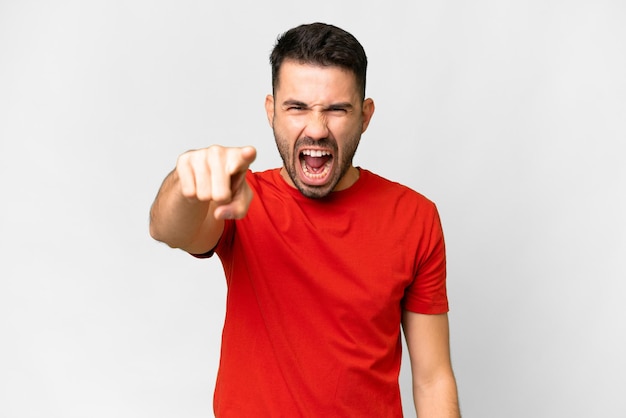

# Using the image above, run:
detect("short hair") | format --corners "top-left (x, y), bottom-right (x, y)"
top-left (270, 23), bottom-right (368, 99)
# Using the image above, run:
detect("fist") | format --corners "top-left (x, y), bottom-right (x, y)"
top-left (175, 145), bottom-right (257, 219)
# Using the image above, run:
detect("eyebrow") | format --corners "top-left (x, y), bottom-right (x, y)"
top-left (281, 100), bottom-right (354, 111)
top-left (327, 102), bottom-right (354, 111)
top-left (282, 100), bottom-right (308, 108)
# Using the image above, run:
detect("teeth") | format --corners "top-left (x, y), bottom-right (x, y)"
top-left (301, 158), bottom-right (331, 179)
top-left (301, 149), bottom-right (330, 157)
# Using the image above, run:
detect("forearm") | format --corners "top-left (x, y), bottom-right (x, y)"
top-left (413, 372), bottom-right (460, 418)
top-left (149, 169), bottom-right (223, 253)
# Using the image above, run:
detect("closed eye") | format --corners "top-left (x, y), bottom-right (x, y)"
top-left (283, 100), bottom-right (308, 112)
top-left (326, 103), bottom-right (353, 114)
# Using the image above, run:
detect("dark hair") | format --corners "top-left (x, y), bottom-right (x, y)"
top-left (270, 23), bottom-right (368, 99)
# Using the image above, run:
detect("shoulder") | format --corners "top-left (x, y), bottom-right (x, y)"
top-left (245, 168), bottom-right (284, 193)
top-left (246, 168), bottom-right (278, 184)
top-left (359, 169), bottom-right (437, 210)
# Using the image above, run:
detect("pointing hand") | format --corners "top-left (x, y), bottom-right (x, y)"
top-left (175, 145), bottom-right (257, 220)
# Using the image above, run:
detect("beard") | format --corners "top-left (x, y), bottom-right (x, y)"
top-left (274, 130), bottom-right (361, 199)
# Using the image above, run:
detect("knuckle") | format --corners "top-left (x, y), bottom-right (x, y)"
top-left (179, 180), bottom-right (196, 199)
top-left (196, 190), bottom-right (212, 202)
top-left (211, 189), bottom-right (231, 204)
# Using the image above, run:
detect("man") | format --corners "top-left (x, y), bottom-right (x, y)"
top-left (150, 22), bottom-right (460, 417)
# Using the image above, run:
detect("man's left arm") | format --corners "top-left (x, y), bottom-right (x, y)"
top-left (402, 311), bottom-right (460, 417)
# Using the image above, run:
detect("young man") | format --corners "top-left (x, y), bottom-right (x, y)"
top-left (150, 23), bottom-right (460, 417)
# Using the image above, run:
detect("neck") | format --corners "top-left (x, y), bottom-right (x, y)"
top-left (334, 165), bottom-right (360, 191)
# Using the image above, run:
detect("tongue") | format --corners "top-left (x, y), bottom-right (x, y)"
top-left (303, 155), bottom-right (330, 170)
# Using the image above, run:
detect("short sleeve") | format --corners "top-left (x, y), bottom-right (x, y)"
top-left (402, 205), bottom-right (449, 314)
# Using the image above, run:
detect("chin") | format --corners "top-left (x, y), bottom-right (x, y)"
top-left (294, 181), bottom-right (335, 199)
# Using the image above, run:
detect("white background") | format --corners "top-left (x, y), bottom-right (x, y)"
top-left (1, 1), bottom-right (625, 417)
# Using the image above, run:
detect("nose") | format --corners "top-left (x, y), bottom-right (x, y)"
top-left (303, 111), bottom-right (329, 140)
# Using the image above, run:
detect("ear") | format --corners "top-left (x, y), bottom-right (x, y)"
top-left (265, 94), bottom-right (275, 128)
top-left (361, 98), bottom-right (375, 133)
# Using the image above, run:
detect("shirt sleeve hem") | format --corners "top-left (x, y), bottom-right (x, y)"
top-left (402, 302), bottom-right (449, 315)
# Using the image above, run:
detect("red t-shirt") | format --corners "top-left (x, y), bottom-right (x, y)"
top-left (206, 168), bottom-right (448, 417)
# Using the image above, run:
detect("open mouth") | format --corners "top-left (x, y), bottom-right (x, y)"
top-left (299, 149), bottom-right (333, 183)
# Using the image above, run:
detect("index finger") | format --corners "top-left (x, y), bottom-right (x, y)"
top-left (209, 146), bottom-right (256, 204)
top-left (226, 146), bottom-right (257, 196)
top-left (227, 146), bottom-right (257, 174)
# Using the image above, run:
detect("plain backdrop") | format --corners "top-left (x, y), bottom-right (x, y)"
top-left (1, 1), bottom-right (625, 417)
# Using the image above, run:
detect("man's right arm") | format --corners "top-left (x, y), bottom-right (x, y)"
top-left (149, 145), bottom-right (257, 254)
